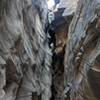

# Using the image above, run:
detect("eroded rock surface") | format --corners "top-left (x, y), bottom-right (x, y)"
top-left (64, 0), bottom-right (100, 100)
top-left (0, 0), bottom-right (52, 100)
top-left (0, 0), bottom-right (100, 100)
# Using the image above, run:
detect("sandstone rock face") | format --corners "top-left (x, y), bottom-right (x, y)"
top-left (0, 0), bottom-right (100, 100)
top-left (64, 0), bottom-right (100, 100)
top-left (0, 0), bottom-right (52, 100)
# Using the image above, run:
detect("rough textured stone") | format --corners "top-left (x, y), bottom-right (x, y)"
top-left (0, 0), bottom-right (100, 100)
top-left (0, 0), bottom-right (52, 100)
top-left (64, 0), bottom-right (100, 100)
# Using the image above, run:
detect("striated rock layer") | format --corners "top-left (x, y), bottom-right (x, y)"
top-left (64, 0), bottom-right (100, 100)
top-left (0, 0), bottom-right (52, 100)
top-left (0, 0), bottom-right (100, 100)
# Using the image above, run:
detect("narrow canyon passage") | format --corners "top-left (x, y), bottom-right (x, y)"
top-left (0, 0), bottom-right (100, 100)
